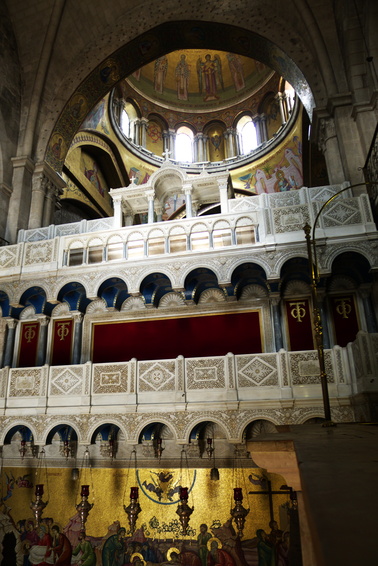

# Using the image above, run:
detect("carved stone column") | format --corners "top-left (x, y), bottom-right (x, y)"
top-left (134, 119), bottom-right (141, 145)
top-left (29, 162), bottom-right (66, 228)
top-left (3, 318), bottom-right (18, 368)
top-left (72, 312), bottom-right (84, 365)
top-left (140, 118), bottom-right (148, 148)
top-left (183, 183), bottom-right (193, 218)
top-left (169, 129), bottom-right (176, 159)
top-left (146, 189), bottom-right (155, 223)
top-left (217, 178), bottom-right (229, 214)
top-left (359, 285), bottom-right (378, 333)
top-left (225, 128), bottom-right (236, 158)
top-left (318, 118), bottom-right (345, 184)
top-left (6, 156), bottom-right (34, 243)
top-left (276, 92), bottom-right (287, 125)
top-left (253, 116), bottom-right (262, 146)
top-left (36, 316), bottom-right (49, 366)
top-left (112, 195), bottom-right (123, 228)
top-left (270, 295), bottom-right (284, 351)
top-left (260, 114), bottom-right (268, 142)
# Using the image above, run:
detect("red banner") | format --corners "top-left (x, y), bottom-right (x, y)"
top-left (18, 321), bottom-right (40, 367)
top-left (92, 311), bottom-right (262, 363)
top-left (51, 318), bottom-right (74, 365)
top-left (285, 298), bottom-right (314, 351)
top-left (330, 294), bottom-right (359, 347)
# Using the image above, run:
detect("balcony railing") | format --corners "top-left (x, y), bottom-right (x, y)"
top-left (1, 332), bottom-right (377, 413)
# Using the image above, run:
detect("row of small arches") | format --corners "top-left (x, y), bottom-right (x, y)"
top-left (1, 418), bottom-right (324, 451)
top-left (0, 253), bottom-right (372, 316)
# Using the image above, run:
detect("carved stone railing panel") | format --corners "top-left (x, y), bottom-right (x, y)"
top-left (8, 366), bottom-right (49, 403)
top-left (236, 353), bottom-right (279, 387)
top-left (0, 245), bottom-right (21, 269)
top-left (24, 239), bottom-right (57, 266)
top-left (49, 363), bottom-right (91, 397)
top-left (138, 359), bottom-right (176, 392)
top-left (92, 361), bottom-right (131, 395)
top-left (0, 367), bottom-right (9, 399)
top-left (0, 337), bottom-right (376, 410)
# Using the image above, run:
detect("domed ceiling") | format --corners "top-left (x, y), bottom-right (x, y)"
top-left (125, 49), bottom-right (275, 113)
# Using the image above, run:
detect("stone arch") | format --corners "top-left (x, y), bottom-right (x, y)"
top-left (43, 18), bottom-right (318, 171)
top-left (182, 416), bottom-right (231, 444)
top-left (87, 418), bottom-right (129, 446)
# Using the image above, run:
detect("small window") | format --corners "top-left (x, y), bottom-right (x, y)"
top-left (69, 248), bottom-right (83, 266)
top-left (236, 226), bottom-right (255, 245)
top-left (213, 228), bottom-right (232, 248)
top-left (190, 231), bottom-right (209, 250)
top-left (120, 109), bottom-right (130, 137)
top-left (88, 245), bottom-right (103, 264)
top-left (237, 116), bottom-right (257, 154)
top-left (175, 126), bottom-right (194, 163)
top-left (169, 234), bottom-right (187, 253)
top-left (148, 237), bottom-right (165, 256)
top-left (108, 242), bottom-right (123, 261)
top-left (127, 240), bottom-right (144, 259)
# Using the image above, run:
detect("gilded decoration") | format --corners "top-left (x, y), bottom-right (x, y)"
top-left (289, 351), bottom-right (334, 385)
top-left (0, 244), bottom-right (19, 268)
top-left (9, 368), bottom-right (48, 398)
top-left (24, 240), bottom-right (56, 265)
top-left (273, 205), bottom-right (310, 233)
top-left (49, 366), bottom-right (87, 396)
top-left (93, 364), bottom-right (130, 394)
top-left (138, 361), bottom-right (176, 392)
top-left (322, 198), bottom-right (362, 227)
top-left (237, 355), bottom-right (279, 387)
top-left (186, 358), bottom-right (226, 390)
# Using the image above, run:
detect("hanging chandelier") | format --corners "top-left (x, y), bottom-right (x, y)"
top-left (123, 448), bottom-right (142, 534)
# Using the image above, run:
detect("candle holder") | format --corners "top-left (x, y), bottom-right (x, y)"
top-left (75, 485), bottom-right (94, 530)
top-left (176, 487), bottom-right (193, 535)
top-left (230, 488), bottom-right (249, 538)
top-left (30, 484), bottom-right (48, 527)
top-left (124, 486), bottom-right (141, 534)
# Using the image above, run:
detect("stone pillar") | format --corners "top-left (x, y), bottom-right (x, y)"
top-left (318, 117), bottom-right (346, 184)
top-left (134, 119), bottom-right (141, 145)
top-left (196, 133), bottom-right (205, 162)
top-left (359, 286), bottom-right (378, 333)
top-left (260, 114), bottom-right (268, 142)
top-left (203, 135), bottom-right (209, 161)
top-left (276, 92), bottom-right (287, 125)
top-left (2, 318), bottom-right (17, 368)
top-left (0, 183), bottom-right (12, 241)
top-left (29, 162), bottom-right (66, 228)
top-left (42, 182), bottom-right (58, 226)
top-left (169, 129), bottom-right (176, 159)
top-left (218, 178), bottom-right (229, 214)
top-left (72, 312), bottom-right (84, 365)
top-left (253, 116), bottom-right (262, 146)
top-left (162, 131), bottom-right (170, 155)
top-left (112, 196), bottom-right (123, 228)
top-left (183, 183), bottom-right (193, 218)
top-left (36, 316), bottom-right (49, 366)
top-left (6, 157), bottom-right (34, 243)
top-left (155, 204), bottom-right (163, 223)
top-left (225, 128), bottom-right (236, 157)
top-left (271, 295), bottom-right (284, 351)
top-left (140, 118), bottom-right (148, 148)
top-left (146, 190), bottom-right (155, 223)
top-left (28, 172), bottom-right (46, 229)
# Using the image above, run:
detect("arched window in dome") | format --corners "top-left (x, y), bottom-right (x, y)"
top-left (237, 115), bottom-right (257, 155)
top-left (175, 126), bottom-right (194, 163)
top-left (120, 108), bottom-right (130, 137)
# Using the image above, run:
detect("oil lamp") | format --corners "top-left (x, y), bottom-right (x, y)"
top-left (30, 484), bottom-right (48, 527)
top-left (230, 488), bottom-right (249, 538)
top-left (176, 487), bottom-right (193, 535)
top-left (76, 485), bottom-right (94, 530)
top-left (124, 486), bottom-right (141, 534)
